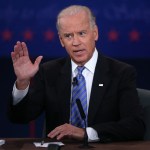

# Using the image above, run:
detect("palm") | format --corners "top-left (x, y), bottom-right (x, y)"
top-left (11, 41), bottom-right (43, 82)
top-left (13, 55), bottom-right (38, 81)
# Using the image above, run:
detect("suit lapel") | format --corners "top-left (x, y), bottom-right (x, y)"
top-left (57, 58), bottom-right (72, 123)
top-left (88, 55), bottom-right (110, 125)
top-left (56, 55), bottom-right (111, 125)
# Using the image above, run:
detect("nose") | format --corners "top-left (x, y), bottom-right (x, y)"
top-left (72, 35), bottom-right (80, 46)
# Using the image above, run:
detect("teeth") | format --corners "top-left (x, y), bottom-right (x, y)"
top-left (74, 49), bottom-right (82, 52)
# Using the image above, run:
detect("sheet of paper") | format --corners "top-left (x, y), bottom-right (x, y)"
top-left (0, 140), bottom-right (5, 146)
top-left (34, 142), bottom-right (64, 147)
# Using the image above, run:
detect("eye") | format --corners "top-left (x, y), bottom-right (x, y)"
top-left (64, 33), bottom-right (73, 39)
top-left (79, 31), bottom-right (87, 37)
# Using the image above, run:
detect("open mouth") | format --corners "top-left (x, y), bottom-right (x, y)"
top-left (73, 49), bottom-right (86, 55)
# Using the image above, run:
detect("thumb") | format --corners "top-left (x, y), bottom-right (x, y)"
top-left (34, 56), bottom-right (43, 67)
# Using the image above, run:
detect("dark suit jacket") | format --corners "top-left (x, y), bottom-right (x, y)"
top-left (8, 54), bottom-right (145, 142)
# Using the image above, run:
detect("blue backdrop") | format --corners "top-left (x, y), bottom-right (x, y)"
top-left (0, 0), bottom-right (150, 138)
top-left (1, 0), bottom-right (150, 58)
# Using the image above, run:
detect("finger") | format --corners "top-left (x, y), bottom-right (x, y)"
top-left (48, 127), bottom-right (59, 138)
top-left (14, 43), bottom-right (19, 54)
top-left (55, 125), bottom-right (70, 140)
top-left (11, 52), bottom-right (16, 63)
top-left (56, 132), bottom-right (65, 140)
top-left (15, 54), bottom-right (19, 60)
top-left (48, 130), bottom-right (60, 138)
top-left (16, 41), bottom-right (22, 51)
top-left (48, 125), bottom-right (63, 138)
top-left (56, 128), bottom-right (73, 140)
top-left (16, 41), bottom-right (23, 56)
top-left (34, 56), bottom-right (43, 67)
top-left (21, 42), bottom-right (29, 56)
top-left (56, 129), bottom-right (71, 140)
top-left (15, 41), bottom-right (24, 57)
top-left (19, 46), bottom-right (24, 57)
top-left (13, 42), bottom-right (22, 59)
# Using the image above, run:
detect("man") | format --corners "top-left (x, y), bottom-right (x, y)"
top-left (8, 5), bottom-right (145, 142)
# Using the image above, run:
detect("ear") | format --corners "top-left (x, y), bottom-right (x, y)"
top-left (59, 34), bottom-right (65, 47)
top-left (93, 25), bottom-right (99, 41)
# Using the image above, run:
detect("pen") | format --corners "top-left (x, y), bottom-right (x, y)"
top-left (41, 140), bottom-right (44, 145)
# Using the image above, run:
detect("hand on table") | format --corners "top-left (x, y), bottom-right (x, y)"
top-left (47, 123), bottom-right (85, 141)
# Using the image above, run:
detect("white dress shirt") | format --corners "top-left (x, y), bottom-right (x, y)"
top-left (12, 48), bottom-right (100, 142)
top-left (71, 48), bottom-right (99, 142)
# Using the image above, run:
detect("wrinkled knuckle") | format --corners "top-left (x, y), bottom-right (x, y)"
top-left (64, 123), bottom-right (68, 126)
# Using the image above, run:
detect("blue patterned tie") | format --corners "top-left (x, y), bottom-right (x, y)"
top-left (71, 66), bottom-right (87, 128)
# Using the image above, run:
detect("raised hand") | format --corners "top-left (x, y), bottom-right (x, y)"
top-left (11, 41), bottom-right (43, 90)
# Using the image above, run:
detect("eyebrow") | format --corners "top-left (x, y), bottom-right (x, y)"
top-left (63, 30), bottom-right (87, 34)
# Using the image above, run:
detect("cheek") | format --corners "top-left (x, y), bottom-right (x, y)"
top-left (61, 40), bottom-right (71, 50)
top-left (64, 45), bottom-right (73, 55)
top-left (86, 37), bottom-right (95, 49)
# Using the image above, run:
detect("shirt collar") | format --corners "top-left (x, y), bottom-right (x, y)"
top-left (71, 48), bottom-right (98, 75)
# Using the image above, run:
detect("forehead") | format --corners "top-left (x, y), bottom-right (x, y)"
top-left (59, 11), bottom-right (90, 33)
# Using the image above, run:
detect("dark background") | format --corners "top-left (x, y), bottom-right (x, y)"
top-left (0, 0), bottom-right (150, 138)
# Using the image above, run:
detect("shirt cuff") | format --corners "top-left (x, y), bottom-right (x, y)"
top-left (12, 82), bottom-right (29, 105)
top-left (86, 127), bottom-right (100, 142)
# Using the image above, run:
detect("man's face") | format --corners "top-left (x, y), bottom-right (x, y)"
top-left (58, 11), bottom-right (98, 66)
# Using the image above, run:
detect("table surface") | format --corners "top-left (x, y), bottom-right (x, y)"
top-left (1, 138), bottom-right (150, 150)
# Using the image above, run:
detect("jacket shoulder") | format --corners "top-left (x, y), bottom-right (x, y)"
top-left (103, 55), bottom-right (136, 71)
top-left (41, 57), bottom-right (68, 69)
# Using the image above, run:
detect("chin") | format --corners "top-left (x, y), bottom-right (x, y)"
top-left (75, 60), bottom-right (86, 66)
top-left (73, 56), bottom-right (87, 65)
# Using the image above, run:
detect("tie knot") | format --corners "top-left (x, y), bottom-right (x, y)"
top-left (77, 66), bottom-right (85, 75)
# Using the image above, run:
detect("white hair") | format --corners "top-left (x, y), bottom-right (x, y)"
top-left (56, 5), bottom-right (96, 31)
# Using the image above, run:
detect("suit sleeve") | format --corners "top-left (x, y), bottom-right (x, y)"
top-left (7, 66), bottom-right (45, 123)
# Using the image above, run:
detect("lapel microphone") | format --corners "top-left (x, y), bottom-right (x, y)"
top-left (72, 77), bottom-right (78, 86)
top-left (76, 99), bottom-right (94, 149)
